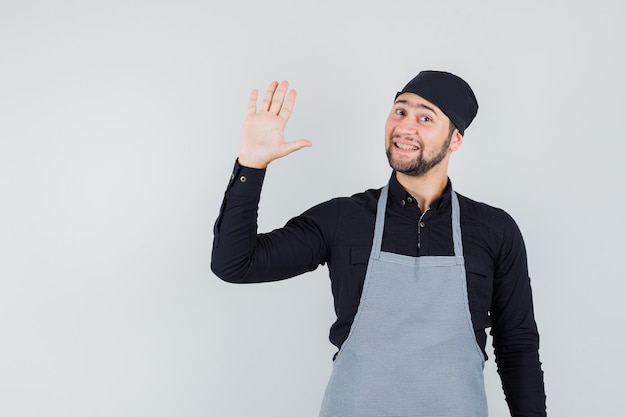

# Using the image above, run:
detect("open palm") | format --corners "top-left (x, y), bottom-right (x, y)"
top-left (238, 80), bottom-right (311, 169)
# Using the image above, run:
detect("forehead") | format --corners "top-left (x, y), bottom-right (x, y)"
top-left (394, 92), bottom-right (443, 116)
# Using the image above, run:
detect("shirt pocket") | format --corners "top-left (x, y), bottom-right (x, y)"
top-left (347, 246), bottom-right (371, 299)
top-left (465, 256), bottom-right (494, 330)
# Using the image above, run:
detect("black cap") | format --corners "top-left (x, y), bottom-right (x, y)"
top-left (395, 70), bottom-right (478, 135)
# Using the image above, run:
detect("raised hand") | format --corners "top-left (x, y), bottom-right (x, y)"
top-left (238, 80), bottom-right (312, 169)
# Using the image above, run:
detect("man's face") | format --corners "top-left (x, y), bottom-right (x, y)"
top-left (385, 93), bottom-right (457, 177)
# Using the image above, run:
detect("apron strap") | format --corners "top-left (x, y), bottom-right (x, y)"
top-left (451, 190), bottom-right (463, 257)
top-left (371, 185), bottom-right (388, 259)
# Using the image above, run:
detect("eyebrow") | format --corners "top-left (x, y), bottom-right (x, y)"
top-left (395, 99), bottom-right (439, 116)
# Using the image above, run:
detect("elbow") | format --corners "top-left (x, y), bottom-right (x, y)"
top-left (210, 236), bottom-right (249, 282)
top-left (210, 255), bottom-right (249, 283)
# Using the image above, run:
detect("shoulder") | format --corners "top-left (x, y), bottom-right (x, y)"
top-left (296, 187), bottom-right (381, 234)
top-left (455, 192), bottom-right (523, 241)
top-left (304, 187), bottom-right (382, 215)
top-left (285, 187), bottom-right (380, 251)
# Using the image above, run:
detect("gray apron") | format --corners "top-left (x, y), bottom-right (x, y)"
top-left (319, 185), bottom-right (488, 417)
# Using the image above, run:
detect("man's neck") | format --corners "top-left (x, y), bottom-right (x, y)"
top-left (395, 168), bottom-right (449, 213)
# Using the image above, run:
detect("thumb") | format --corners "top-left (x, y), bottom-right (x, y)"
top-left (279, 138), bottom-right (312, 157)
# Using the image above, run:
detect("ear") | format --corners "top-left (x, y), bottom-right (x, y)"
top-left (449, 130), bottom-right (463, 152)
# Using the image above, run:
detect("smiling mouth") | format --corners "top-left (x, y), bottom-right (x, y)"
top-left (395, 142), bottom-right (419, 151)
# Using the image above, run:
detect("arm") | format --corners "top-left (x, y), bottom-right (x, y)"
top-left (490, 214), bottom-right (547, 417)
top-left (211, 160), bottom-right (334, 283)
top-left (211, 80), bottom-right (324, 283)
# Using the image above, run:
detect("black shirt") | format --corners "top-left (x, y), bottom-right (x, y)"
top-left (212, 161), bottom-right (546, 417)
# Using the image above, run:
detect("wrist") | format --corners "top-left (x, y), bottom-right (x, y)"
top-left (237, 155), bottom-right (269, 170)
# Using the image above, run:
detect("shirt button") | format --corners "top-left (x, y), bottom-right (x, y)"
top-left (407, 197), bottom-right (413, 203)
top-left (419, 221), bottom-right (425, 228)
top-left (230, 173), bottom-right (235, 181)
top-left (401, 200), bottom-right (406, 206)
top-left (239, 175), bottom-right (247, 183)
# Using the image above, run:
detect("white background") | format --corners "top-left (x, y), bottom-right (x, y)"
top-left (1, 1), bottom-right (625, 416)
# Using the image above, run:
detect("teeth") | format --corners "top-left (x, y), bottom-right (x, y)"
top-left (396, 143), bottom-right (418, 151)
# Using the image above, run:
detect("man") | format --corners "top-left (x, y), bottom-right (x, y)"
top-left (211, 71), bottom-right (547, 417)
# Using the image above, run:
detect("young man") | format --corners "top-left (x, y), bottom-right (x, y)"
top-left (212, 71), bottom-right (547, 417)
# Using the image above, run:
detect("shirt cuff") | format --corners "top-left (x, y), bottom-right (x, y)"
top-left (226, 159), bottom-right (266, 196)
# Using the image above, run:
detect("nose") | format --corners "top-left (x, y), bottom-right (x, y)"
top-left (395, 117), bottom-right (418, 135)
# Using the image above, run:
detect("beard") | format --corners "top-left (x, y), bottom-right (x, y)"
top-left (386, 134), bottom-right (452, 177)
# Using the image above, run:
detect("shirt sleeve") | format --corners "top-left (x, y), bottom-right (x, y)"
top-left (490, 212), bottom-right (547, 417)
top-left (211, 160), bottom-right (336, 283)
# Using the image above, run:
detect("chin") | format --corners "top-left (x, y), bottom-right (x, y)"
top-left (388, 160), bottom-right (416, 174)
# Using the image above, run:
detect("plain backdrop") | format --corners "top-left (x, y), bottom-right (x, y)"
top-left (1, 1), bottom-right (625, 416)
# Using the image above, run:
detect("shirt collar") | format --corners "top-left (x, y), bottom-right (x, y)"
top-left (388, 171), bottom-right (453, 211)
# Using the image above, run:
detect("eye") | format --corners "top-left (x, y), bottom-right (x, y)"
top-left (394, 108), bottom-right (405, 116)
top-left (419, 115), bottom-right (432, 122)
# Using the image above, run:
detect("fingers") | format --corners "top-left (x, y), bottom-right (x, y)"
top-left (246, 88), bottom-right (259, 116)
top-left (259, 81), bottom-right (279, 113)
top-left (268, 81), bottom-right (289, 114)
top-left (277, 89), bottom-right (296, 121)
top-left (256, 80), bottom-right (294, 116)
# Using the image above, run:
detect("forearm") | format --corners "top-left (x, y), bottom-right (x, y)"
top-left (211, 161), bottom-right (266, 282)
top-left (494, 331), bottom-right (546, 417)
top-left (491, 275), bottom-right (545, 416)
top-left (211, 161), bottom-right (328, 283)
